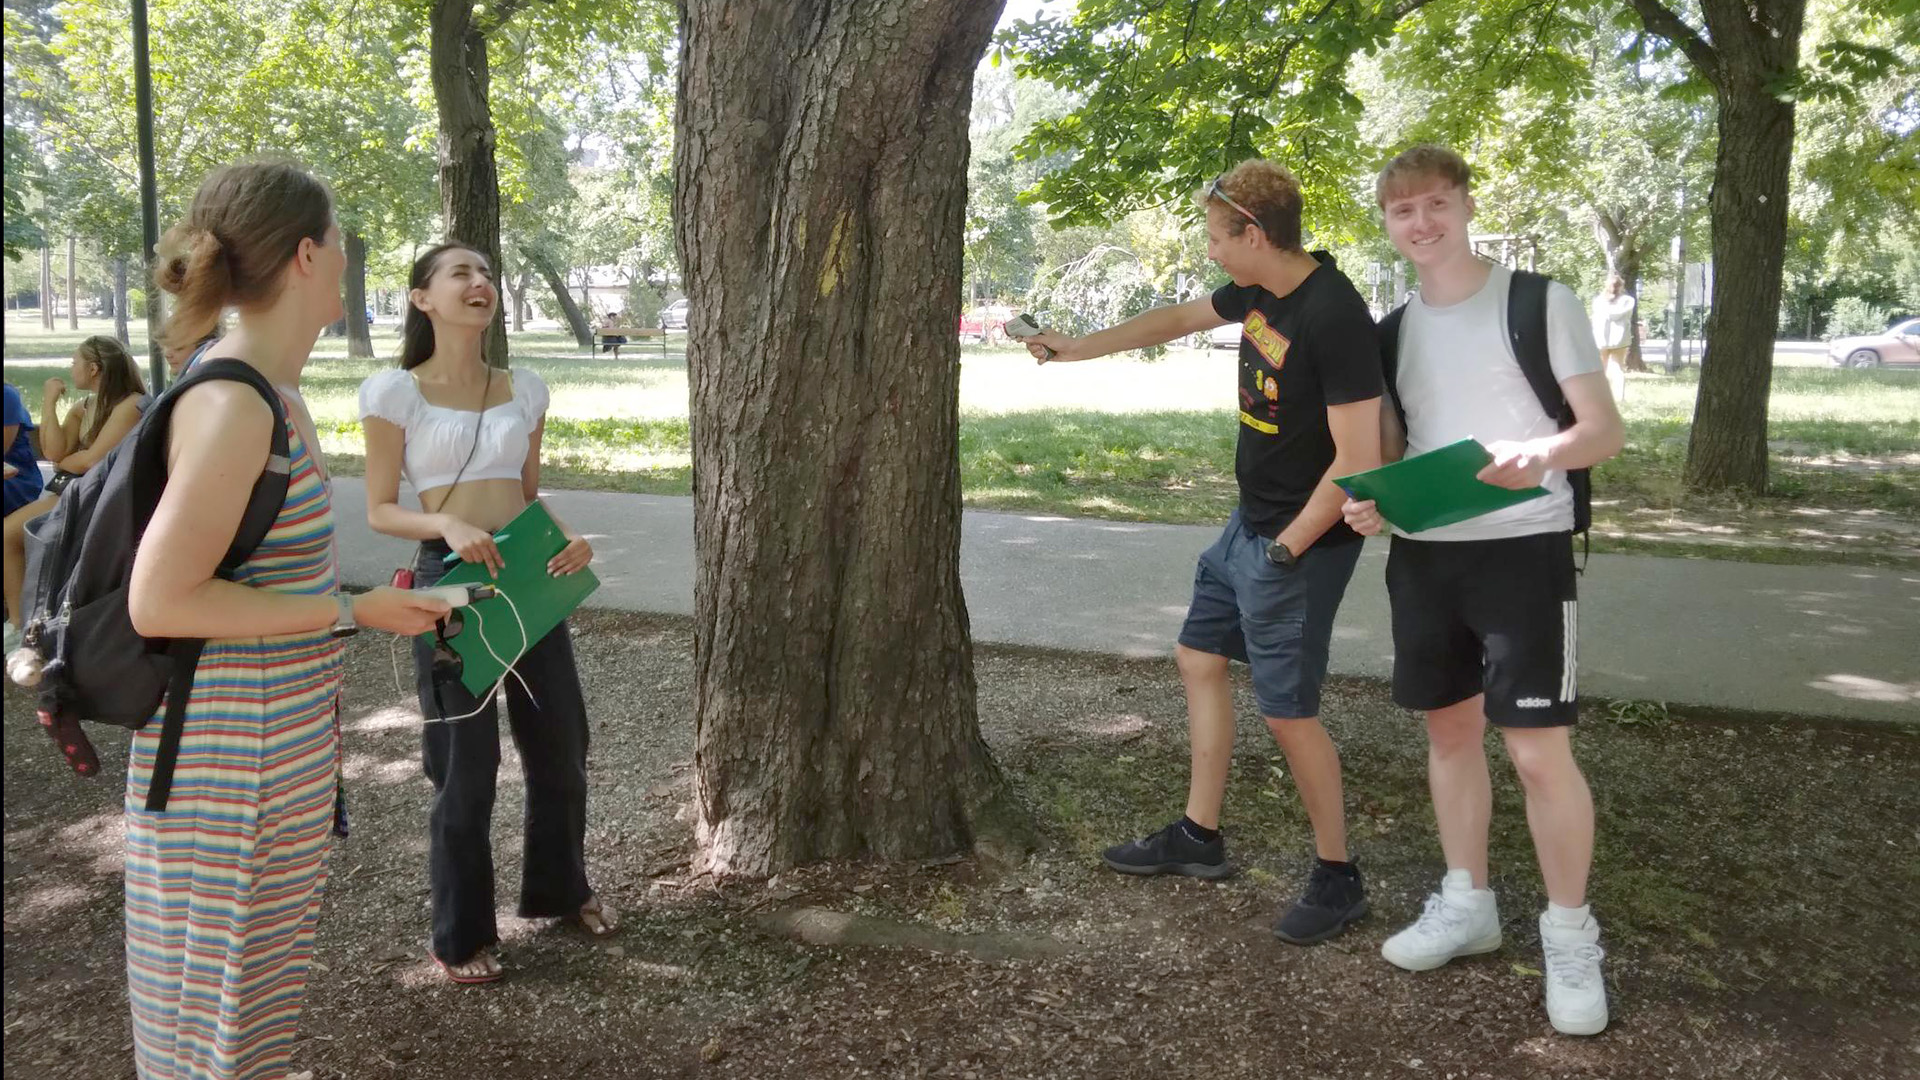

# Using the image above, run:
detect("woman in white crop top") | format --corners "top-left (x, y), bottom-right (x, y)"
top-left (358, 243), bottom-right (616, 985)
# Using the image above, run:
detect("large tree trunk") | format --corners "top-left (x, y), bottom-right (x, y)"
top-left (525, 249), bottom-right (594, 349)
top-left (1682, 3), bottom-right (1802, 494)
top-left (509, 271), bottom-right (528, 332)
top-left (40, 247), bottom-right (53, 330)
top-left (112, 256), bottom-right (130, 346)
top-left (429, 0), bottom-right (509, 367)
top-left (675, 0), bottom-right (1024, 879)
top-left (343, 229), bottom-right (374, 359)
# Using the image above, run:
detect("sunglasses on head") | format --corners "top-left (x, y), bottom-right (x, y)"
top-left (1207, 177), bottom-right (1261, 231)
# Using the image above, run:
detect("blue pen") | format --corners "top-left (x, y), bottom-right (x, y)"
top-left (443, 532), bottom-right (510, 563)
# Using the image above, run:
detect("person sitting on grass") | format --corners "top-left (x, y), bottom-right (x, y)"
top-left (3, 336), bottom-right (148, 647)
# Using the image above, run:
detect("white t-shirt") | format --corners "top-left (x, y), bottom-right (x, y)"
top-left (1591, 292), bottom-right (1636, 349)
top-left (1393, 263), bottom-right (1601, 541)
top-left (357, 367), bottom-right (550, 493)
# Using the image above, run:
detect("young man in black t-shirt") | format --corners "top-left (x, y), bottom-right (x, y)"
top-left (1021, 160), bottom-right (1383, 943)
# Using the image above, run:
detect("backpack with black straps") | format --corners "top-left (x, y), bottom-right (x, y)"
top-left (1377, 269), bottom-right (1592, 537)
top-left (8, 359), bottom-right (291, 811)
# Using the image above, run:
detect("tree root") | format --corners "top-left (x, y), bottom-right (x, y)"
top-left (758, 906), bottom-right (1071, 963)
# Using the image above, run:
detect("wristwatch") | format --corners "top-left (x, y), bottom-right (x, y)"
top-left (1265, 538), bottom-right (1299, 569)
top-left (329, 592), bottom-right (360, 638)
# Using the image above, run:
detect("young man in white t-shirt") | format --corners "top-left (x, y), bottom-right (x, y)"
top-left (1343, 145), bottom-right (1625, 1035)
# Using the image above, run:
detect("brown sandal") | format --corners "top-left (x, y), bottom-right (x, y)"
top-left (573, 895), bottom-right (619, 937)
top-left (432, 948), bottom-right (504, 985)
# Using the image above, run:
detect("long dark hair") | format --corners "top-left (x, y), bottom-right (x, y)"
top-left (398, 243), bottom-right (489, 370)
top-left (75, 335), bottom-right (148, 446)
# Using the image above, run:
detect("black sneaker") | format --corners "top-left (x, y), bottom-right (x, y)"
top-left (1272, 860), bottom-right (1369, 944)
top-left (1101, 821), bottom-right (1233, 879)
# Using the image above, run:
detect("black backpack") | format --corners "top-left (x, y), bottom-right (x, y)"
top-left (1377, 269), bottom-right (1591, 536)
top-left (13, 359), bottom-right (291, 811)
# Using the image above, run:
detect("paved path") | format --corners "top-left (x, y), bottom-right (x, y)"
top-left (329, 480), bottom-right (1919, 723)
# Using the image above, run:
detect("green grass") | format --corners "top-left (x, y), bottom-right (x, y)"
top-left (7, 313), bottom-right (1913, 566)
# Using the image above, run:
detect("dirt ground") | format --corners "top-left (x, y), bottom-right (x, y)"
top-left (5, 611), bottom-right (1916, 1080)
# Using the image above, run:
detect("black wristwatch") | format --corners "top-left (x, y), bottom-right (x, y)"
top-left (329, 593), bottom-right (360, 638)
top-left (1265, 539), bottom-right (1298, 568)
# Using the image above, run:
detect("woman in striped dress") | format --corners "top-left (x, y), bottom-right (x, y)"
top-left (125, 163), bottom-right (448, 1080)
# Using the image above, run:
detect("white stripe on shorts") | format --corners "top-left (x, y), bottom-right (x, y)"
top-left (1560, 599), bottom-right (1578, 702)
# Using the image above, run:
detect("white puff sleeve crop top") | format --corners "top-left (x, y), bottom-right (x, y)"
top-left (357, 367), bottom-right (550, 492)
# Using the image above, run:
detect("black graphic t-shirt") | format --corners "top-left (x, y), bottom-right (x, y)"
top-left (1211, 252), bottom-right (1383, 545)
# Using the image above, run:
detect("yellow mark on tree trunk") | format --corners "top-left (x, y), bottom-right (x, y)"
top-left (819, 211), bottom-right (852, 298)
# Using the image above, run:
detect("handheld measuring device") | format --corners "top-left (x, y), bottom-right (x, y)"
top-left (417, 583), bottom-right (498, 608)
top-left (1002, 313), bottom-right (1054, 360)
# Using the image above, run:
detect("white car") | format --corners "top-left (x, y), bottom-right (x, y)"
top-left (1828, 318), bottom-right (1920, 368)
top-left (658, 298), bottom-right (690, 330)
top-left (1209, 322), bottom-right (1243, 349)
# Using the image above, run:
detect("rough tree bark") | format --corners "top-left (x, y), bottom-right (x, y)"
top-left (675, 0), bottom-right (1027, 878)
top-left (525, 248), bottom-right (594, 349)
top-left (1626, 0), bottom-right (1805, 493)
top-left (429, 0), bottom-right (515, 367)
top-left (508, 270), bottom-right (529, 332)
top-left (343, 229), bottom-right (374, 359)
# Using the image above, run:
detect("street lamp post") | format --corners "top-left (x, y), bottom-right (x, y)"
top-left (131, 0), bottom-right (166, 393)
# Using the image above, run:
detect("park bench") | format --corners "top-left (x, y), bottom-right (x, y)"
top-left (594, 325), bottom-right (670, 358)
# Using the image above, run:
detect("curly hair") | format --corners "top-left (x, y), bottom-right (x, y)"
top-left (1195, 160), bottom-right (1304, 251)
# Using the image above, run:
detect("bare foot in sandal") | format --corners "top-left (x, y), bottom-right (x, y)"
top-left (574, 894), bottom-right (618, 937)
top-left (434, 947), bottom-right (504, 984)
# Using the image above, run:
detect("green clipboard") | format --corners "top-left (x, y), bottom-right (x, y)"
top-left (427, 501), bottom-right (599, 696)
top-left (1335, 438), bottom-right (1549, 534)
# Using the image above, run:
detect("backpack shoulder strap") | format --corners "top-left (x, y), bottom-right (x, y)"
top-left (1506, 270), bottom-right (1593, 549)
top-left (157, 360), bottom-right (292, 573)
top-left (1378, 302), bottom-right (1408, 428)
top-left (1506, 270), bottom-right (1567, 428)
top-left (137, 361), bottom-right (293, 813)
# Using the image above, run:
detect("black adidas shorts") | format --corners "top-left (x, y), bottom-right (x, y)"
top-left (1386, 531), bottom-right (1578, 727)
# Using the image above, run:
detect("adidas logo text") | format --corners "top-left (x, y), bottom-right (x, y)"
top-left (1516, 697), bottom-right (1552, 709)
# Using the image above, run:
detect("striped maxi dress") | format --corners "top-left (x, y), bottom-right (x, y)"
top-left (122, 407), bottom-right (346, 1080)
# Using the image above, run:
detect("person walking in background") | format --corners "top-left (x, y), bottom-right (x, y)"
top-left (1591, 274), bottom-right (1634, 403)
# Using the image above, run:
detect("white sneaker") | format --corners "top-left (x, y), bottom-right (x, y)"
top-left (1381, 868), bottom-right (1502, 971)
top-left (1541, 911), bottom-right (1609, 1035)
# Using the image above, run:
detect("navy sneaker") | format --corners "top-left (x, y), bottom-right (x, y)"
top-left (1271, 860), bottom-right (1369, 944)
top-left (1101, 820), bottom-right (1233, 879)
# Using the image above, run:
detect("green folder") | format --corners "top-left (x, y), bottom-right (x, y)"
top-left (427, 501), bottom-right (599, 696)
top-left (1334, 438), bottom-right (1549, 534)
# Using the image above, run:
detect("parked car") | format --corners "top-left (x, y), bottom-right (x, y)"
top-left (959, 304), bottom-right (1017, 344)
top-left (1209, 322), bottom-right (1243, 349)
top-left (658, 297), bottom-right (689, 329)
top-left (1829, 318), bottom-right (1920, 368)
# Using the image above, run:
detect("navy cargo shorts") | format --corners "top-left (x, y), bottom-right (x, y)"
top-left (1176, 509), bottom-right (1362, 719)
